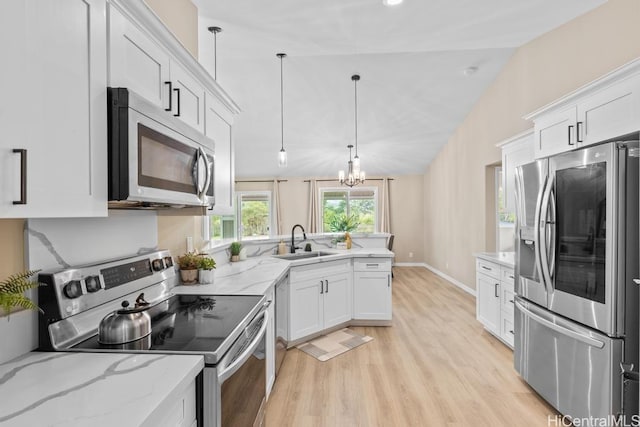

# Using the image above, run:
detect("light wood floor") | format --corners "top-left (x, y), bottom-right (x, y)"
top-left (265, 267), bottom-right (558, 426)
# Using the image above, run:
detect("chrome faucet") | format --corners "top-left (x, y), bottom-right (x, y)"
top-left (291, 224), bottom-right (307, 253)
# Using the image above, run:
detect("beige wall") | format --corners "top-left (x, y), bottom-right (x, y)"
top-left (0, 220), bottom-right (25, 281)
top-left (424, 0), bottom-right (640, 290)
top-left (235, 175), bottom-right (424, 263)
top-left (145, 0), bottom-right (198, 58)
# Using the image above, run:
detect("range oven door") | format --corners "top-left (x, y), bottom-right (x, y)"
top-left (540, 141), bottom-right (638, 336)
top-left (108, 87), bottom-right (215, 208)
top-left (204, 306), bottom-right (268, 427)
top-left (514, 297), bottom-right (629, 419)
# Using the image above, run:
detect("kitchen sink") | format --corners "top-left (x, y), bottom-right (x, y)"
top-left (273, 251), bottom-right (335, 261)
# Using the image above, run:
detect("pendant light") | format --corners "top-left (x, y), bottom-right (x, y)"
top-left (339, 74), bottom-right (365, 187)
top-left (207, 26), bottom-right (222, 80)
top-left (277, 53), bottom-right (287, 168)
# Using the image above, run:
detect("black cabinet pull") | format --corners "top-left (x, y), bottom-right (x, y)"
top-left (494, 283), bottom-right (499, 298)
top-left (164, 81), bottom-right (172, 112)
top-left (173, 88), bottom-right (181, 117)
top-left (576, 121), bottom-right (583, 143)
top-left (320, 280), bottom-right (323, 295)
top-left (325, 279), bottom-right (328, 293)
top-left (509, 330), bottom-right (514, 335)
top-left (568, 125), bottom-right (574, 145)
top-left (13, 149), bottom-right (27, 205)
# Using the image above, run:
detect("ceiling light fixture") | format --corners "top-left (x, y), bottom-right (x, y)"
top-left (383, 0), bottom-right (403, 6)
top-left (339, 74), bottom-right (365, 187)
top-left (277, 53), bottom-right (287, 168)
top-left (207, 26), bottom-right (222, 80)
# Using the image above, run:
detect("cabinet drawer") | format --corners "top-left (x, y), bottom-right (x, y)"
top-left (501, 287), bottom-right (515, 315)
top-left (290, 259), bottom-right (350, 282)
top-left (501, 316), bottom-right (515, 348)
top-left (353, 258), bottom-right (391, 272)
top-left (501, 268), bottom-right (515, 286)
top-left (476, 259), bottom-right (500, 280)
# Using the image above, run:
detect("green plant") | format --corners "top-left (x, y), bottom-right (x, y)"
top-left (198, 256), bottom-right (216, 270)
top-left (328, 213), bottom-right (360, 233)
top-left (0, 270), bottom-right (43, 315)
top-left (230, 242), bottom-right (242, 256)
top-left (177, 252), bottom-right (199, 270)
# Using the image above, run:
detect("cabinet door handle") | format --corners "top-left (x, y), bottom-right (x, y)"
top-left (508, 275), bottom-right (514, 279)
top-left (320, 280), bottom-right (323, 294)
top-left (173, 88), bottom-right (181, 117)
top-left (325, 279), bottom-right (328, 293)
top-left (509, 330), bottom-right (514, 335)
top-left (388, 275), bottom-right (391, 288)
top-left (164, 81), bottom-right (172, 112)
top-left (508, 299), bottom-right (514, 304)
top-left (481, 265), bottom-right (491, 271)
top-left (366, 263), bottom-right (379, 268)
top-left (13, 149), bottom-right (27, 205)
top-left (494, 283), bottom-right (499, 298)
top-left (576, 121), bottom-right (583, 143)
top-left (568, 125), bottom-right (574, 146)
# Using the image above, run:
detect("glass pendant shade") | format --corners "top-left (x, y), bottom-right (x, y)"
top-left (278, 148), bottom-right (287, 168)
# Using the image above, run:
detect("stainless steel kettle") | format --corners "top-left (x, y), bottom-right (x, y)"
top-left (98, 300), bottom-right (151, 344)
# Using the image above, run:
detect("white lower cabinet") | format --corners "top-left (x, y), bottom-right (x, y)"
top-left (475, 257), bottom-right (515, 349)
top-left (289, 260), bottom-right (351, 342)
top-left (353, 259), bottom-right (392, 321)
top-left (151, 377), bottom-right (197, 427)
top-left (265, 287), bottom-right (275, 398)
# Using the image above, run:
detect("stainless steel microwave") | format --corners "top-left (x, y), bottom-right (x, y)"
top-left (107, 87), bottom-right (214, 209)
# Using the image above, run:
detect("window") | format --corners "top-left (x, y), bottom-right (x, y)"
top-left (237, 191), bottom-right (272, 240)
top-left (496, 168), bottom-right (515, 251)
top-left (321, 188), bottom-right (377, 233)
top-left (209, 214), bottom-right (236, 241)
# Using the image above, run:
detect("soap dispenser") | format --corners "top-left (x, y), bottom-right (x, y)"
top-left (278, 240), bottom-right (287, 255)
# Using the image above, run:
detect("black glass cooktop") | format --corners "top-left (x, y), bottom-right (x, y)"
top-left (73, 294), bottom-right (263, 360)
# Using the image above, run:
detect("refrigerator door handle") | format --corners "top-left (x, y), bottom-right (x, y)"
top-left (515, 299), bottom-right (604, 349)
top-left (538, 175), bottom-right (554, 293)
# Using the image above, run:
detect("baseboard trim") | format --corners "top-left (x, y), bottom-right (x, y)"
top-left (394, 262), bottom-right (425, 267)
top-left (421, 263), bottom-right (476, 297)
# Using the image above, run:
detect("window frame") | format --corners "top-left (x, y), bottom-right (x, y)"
top-left (495, 167), bottom-right (515, 251)
top-left (319, 186), bottom-right (378, 233)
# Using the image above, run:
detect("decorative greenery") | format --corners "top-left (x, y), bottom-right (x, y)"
top-left (0, 270), bottom-right (43, 315)
top-left (230, 242), bottom-right (242, 256)
top-left (328, 213), bottom-right (360, 233)
top-left (177, 252), bottom-right (199, 270)
top-left (197, 256), bottom-right (216, 270)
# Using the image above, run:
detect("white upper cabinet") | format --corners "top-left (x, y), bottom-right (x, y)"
top-left (527, 59), bottom-right (640, 159)
top-left (204, 92), bottom-right (234, 215)
top-left (169, 61), bottom-right (206, 134)
top-left (498, 130), bottom-right (534, 213)
top-left (0, 0), bottom-right (107, 218)
top-left (108, 5), bottom-right (170, 108)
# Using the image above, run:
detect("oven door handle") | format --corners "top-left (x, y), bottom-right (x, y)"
top-left (217, 309), bottom-right (269, 384)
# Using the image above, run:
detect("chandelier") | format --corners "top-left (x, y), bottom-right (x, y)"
top-left (339, 74), bottom-right (365, 187)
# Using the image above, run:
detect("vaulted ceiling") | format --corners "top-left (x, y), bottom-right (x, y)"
top-left (194, 0), bottom-right (605, 178)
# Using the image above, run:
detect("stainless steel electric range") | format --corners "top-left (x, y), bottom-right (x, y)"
top-left (37, 250), bottom-right (269, 427)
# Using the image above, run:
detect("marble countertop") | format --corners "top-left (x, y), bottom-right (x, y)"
top-left (474, 251), bottom-right (516, 269)
top-left (0, 352), bottom-right (203, 427)
top-left (174, 248), bottom-right (394, 296)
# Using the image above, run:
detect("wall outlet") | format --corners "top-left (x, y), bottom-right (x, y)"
top-left (409, 252), bottom-right (414, 258)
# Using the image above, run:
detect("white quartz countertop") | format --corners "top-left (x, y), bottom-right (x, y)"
top-left (174, 248), bottom-right (394, 296)
top-left (474, 251), bottom-right (516, 269)
top-left (0, 352), bottom-right (203, 427)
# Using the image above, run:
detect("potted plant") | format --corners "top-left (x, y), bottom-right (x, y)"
top-left (229, 242), bottom-right (242, 262)
top-left (1, 270), bottom-right (43, 316)
top-left (197, 255), bottom-right (216, 284)
top-left (177, 252), bottom-right (199, 284)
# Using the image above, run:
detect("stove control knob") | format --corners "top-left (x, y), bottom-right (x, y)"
top-left (152, 258), bottom-right (165, 272)
top-left (164, 256), bottom-right (174, 268)
top-left (85, 276), bottom-right (101, 293)
top-left (63, 280), bottom-right (83, 299)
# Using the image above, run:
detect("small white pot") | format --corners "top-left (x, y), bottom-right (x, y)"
top-left (198, 269), bottom-right (215, 284)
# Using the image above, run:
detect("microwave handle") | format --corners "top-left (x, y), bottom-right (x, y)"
top-left (195, 147), bottom-right (210, 201)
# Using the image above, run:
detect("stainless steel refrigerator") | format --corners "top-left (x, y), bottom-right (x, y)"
top-left (514, 139), bottom-right (639, 419)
